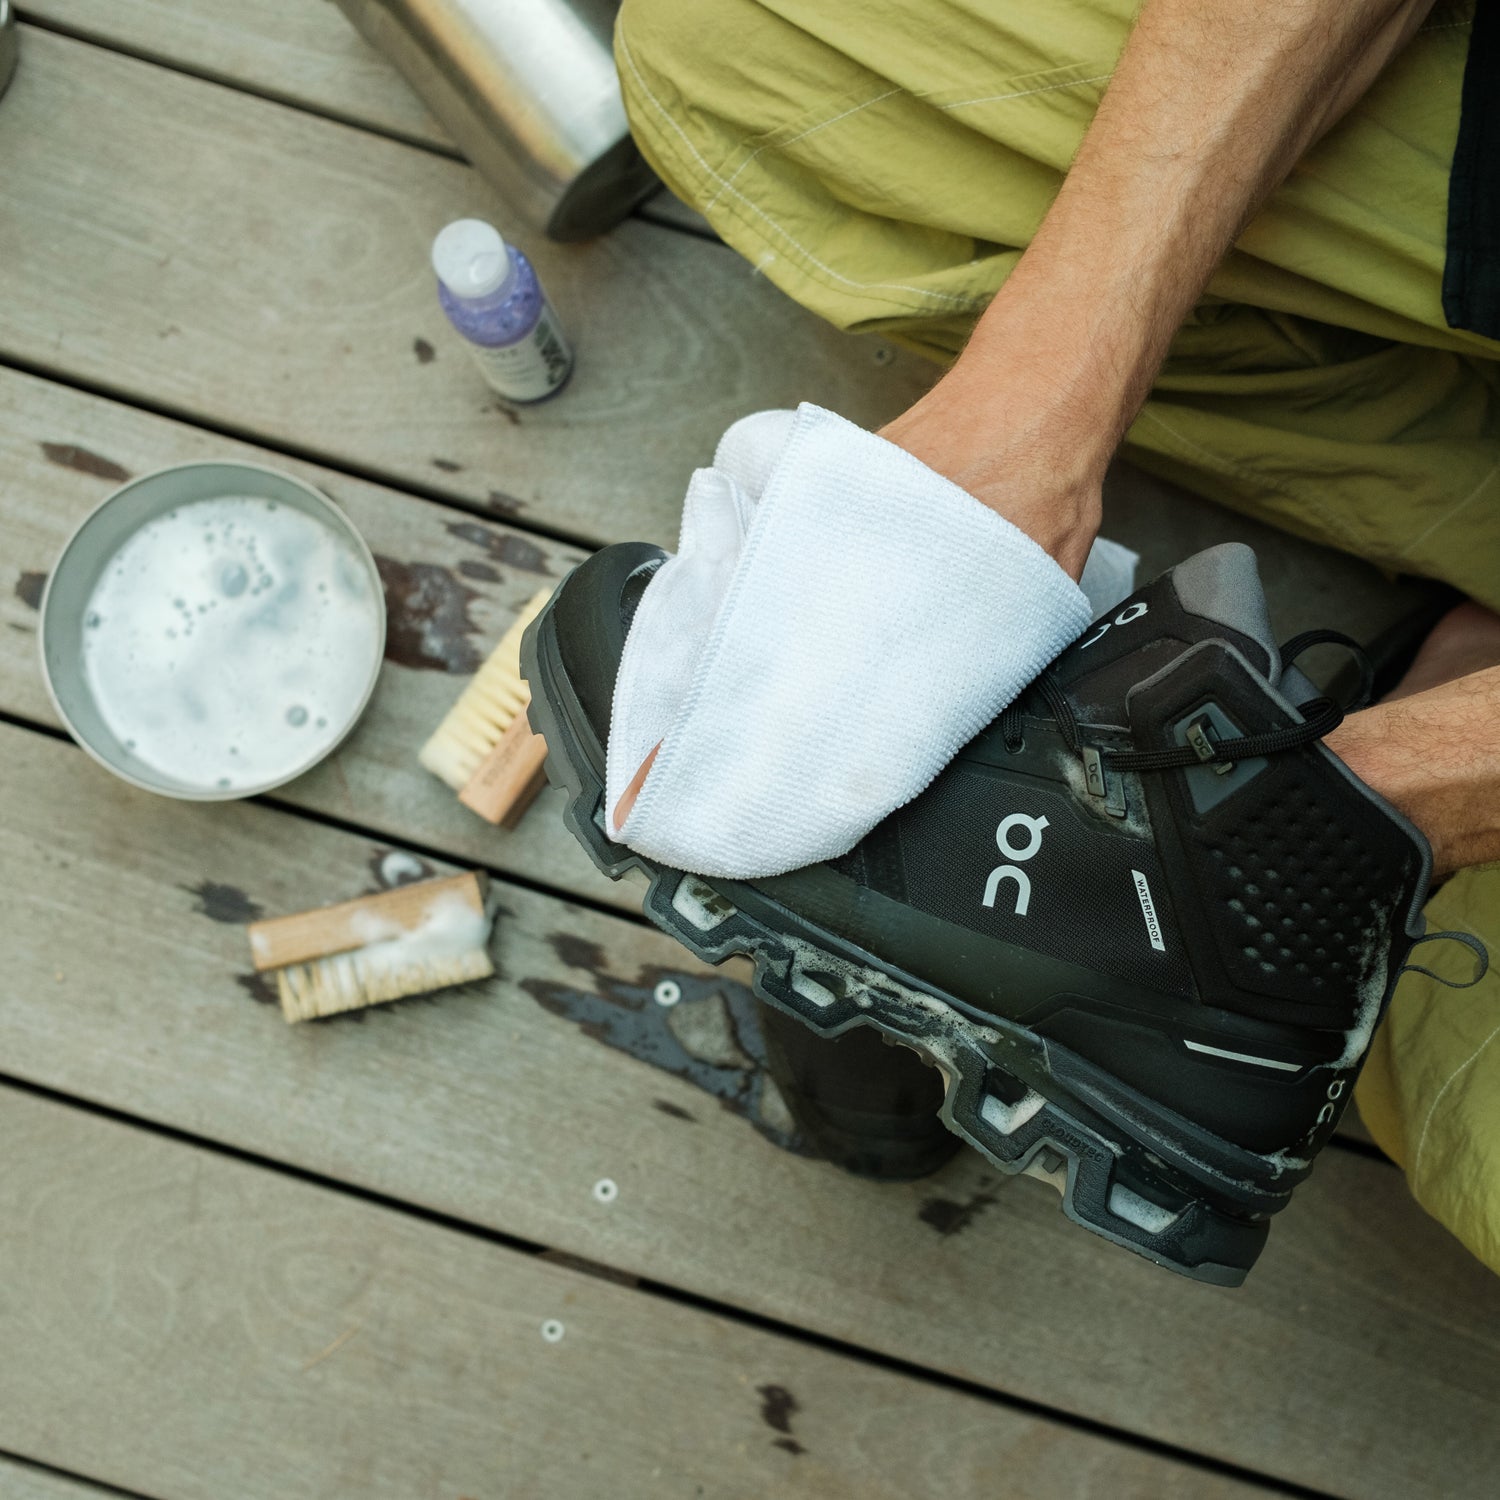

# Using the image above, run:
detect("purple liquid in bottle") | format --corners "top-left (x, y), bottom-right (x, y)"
top-left (432, 219), bottom-right (573, 404)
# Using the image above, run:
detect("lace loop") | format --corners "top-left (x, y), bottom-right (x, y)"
top-left (1279, 629), bottom-right (1376, 711)
top-left (1400, 930), bottom-right (1490, 989)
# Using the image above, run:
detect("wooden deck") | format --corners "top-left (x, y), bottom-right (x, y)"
top-left (1, 6), bottom-right (1496, 1497)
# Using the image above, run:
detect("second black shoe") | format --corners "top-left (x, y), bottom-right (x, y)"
top-left (522, 542), bottom-right (1438, 1284)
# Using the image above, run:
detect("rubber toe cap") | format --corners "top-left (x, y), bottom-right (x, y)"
top-left (550, 541), bottom-right (666, 746)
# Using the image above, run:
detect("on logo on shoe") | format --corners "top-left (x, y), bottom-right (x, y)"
top-left (982, 812), bottom-right (1050, 916)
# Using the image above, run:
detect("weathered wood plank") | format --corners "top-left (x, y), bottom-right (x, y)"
top-left (0, 28), bottom-right (930, 551)
top-left (22, 0), bottom-right (723, 249)
top-left (0, 721), bottom-right (1494, 1500)
top-left (0, 365), bottom-right (643, 910)
top-left (1, 1087), bottom-right (1265, 1500)
top-left (20, 0), bottom-right (452, 149)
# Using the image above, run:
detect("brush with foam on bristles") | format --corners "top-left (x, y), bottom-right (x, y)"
top-left (248, 871), bottom-right (495, 1023)
top-left (419, 587), bottom-right (552, 826)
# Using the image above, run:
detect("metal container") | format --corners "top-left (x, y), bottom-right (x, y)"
top-left (335, 0), bottom-right (657, 241)
top-left (40, 463), bottom-right (387, 801)
top-left (1, 1), bottom-right (19, 102)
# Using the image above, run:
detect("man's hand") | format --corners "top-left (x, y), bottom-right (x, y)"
top-left (881, 0), bottom-right (1436, 579)
top-left (879, 335), bottom-right (1110, 582)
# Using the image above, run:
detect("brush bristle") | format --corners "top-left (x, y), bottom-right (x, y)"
top-left (276, 945), bottom-right (495, 1023)
top-left (420, 589), bottom-right (551, 790)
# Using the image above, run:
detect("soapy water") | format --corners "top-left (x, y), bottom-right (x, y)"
top-left (81, 496), bottom-right (382, 792)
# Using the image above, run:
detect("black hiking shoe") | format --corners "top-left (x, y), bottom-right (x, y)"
top-left (522, 542), bottom-right (1434, 1285)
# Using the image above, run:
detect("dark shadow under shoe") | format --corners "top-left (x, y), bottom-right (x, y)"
top-left (757, 1003), bottom-right (959, 1181)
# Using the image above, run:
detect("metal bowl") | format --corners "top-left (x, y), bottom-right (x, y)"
top-left (39, 461), bottom-right (387, 800)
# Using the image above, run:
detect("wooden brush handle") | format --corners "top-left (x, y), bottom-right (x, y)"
top-left (458, 711), bottom-right (549, 826)
top-left (248, 870), bottom-right (486, 971)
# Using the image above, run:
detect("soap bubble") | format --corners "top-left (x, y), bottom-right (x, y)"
top-left (285, 705), bottom-right (308, 727)
top-left (220, 562), bottom-right (248, 597)
top-left (85, 612), bottom-right (101, 629)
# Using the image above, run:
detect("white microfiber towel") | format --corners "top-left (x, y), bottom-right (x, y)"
top-left (608, 403), bottom-right (1135, 879)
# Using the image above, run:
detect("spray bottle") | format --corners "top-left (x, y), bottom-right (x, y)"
top-left (431, 219), bottom-right (574, 404)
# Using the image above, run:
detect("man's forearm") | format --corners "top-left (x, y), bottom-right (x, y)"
top-left (969, 0), bottom-right (1434, 463)
top-left (884, 0), bottom-right (1436, 575)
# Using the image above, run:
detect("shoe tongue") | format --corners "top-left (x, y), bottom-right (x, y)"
top-left (1050, 543), bottom-right (1279, 718)
top-left (1167, 543), bottom-right (1279, 682)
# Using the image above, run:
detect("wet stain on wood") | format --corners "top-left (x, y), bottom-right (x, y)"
top-left (653, 1098), bottom-right (697, 1122)
top-left (14, 572), bottom-right (46, 610)
top-left (236, 971), bottom-right (279, 1005)
top-left (756, 1385), bottom-right (805, 1454)
top-left (446, 520), bottom-right (551, 576)
top-left (432, 458), bottom-right (464, 473)
top-left (918, 1188), bottom-right (997, 1238)
top-left (488, 490), bottom-right (528, 518)
top-left (550, 933), bottom-right (607, 972)
top-left (457, 560), bottom-right (500, 584)
top-left (493, 402), bottom-right (522, 427)
top-left (413, 337), bottom-right (436, 364)
top-left (374, 556), bottom-right (483, 674)
top-left (525, 938), bottom-right (808, 1154)
top-left (40, 442), bottom-right (132, 484)
top-left (757, 1384), bottom-right (798, 1434)
top-left (185, 880), bottom-right (264, 924)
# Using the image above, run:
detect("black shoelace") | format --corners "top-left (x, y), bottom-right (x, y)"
top-left (999, 628), bottom-right (1372, 772)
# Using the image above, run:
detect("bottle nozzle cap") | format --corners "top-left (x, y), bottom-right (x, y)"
top-left (432, 219), bottom-right (512, 299)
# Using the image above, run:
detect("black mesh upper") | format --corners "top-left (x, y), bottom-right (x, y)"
top-left (1131, 646), bottom-right (1425, 1030)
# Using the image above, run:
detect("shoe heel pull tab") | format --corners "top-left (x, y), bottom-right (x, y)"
top-left (1401, 930), bottom-right (1490, 989)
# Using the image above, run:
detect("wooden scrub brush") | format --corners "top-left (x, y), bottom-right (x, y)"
top-left (248, 871), bottom-right (494, 1023)
top-left (420, 587), bottom-right (552, 826)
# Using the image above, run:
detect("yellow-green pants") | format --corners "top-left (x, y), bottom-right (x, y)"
top-left (617, 0), bottom-right (1500, 1271)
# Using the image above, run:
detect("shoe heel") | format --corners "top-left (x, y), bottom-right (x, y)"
top-left (948, 1061), bottom-right (1269, 1286)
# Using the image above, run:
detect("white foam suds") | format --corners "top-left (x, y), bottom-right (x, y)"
top-left (346, 893), bottom-right (493, 977)
top-left (81, 496), bottom-right (381, 792)
top-left (379, 851), bottom-right (427, 888)
top-left (671, 876), bottom-right (736, 933)
top-left (1108, 1182), bottom-right (1182, 1235)
top-left (980, 1090), bottom-right (1045, 1137)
